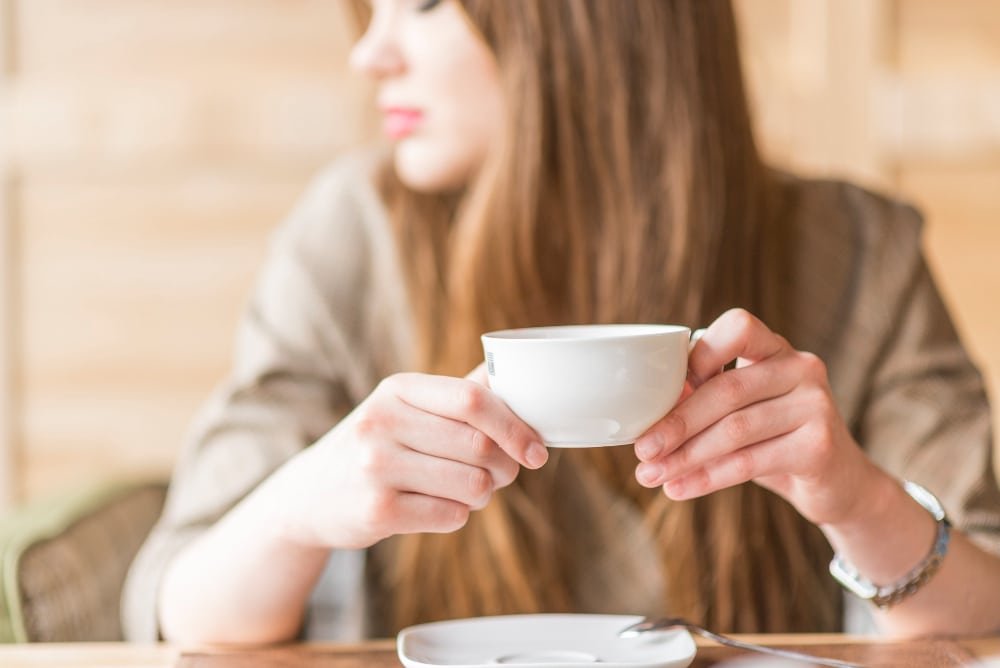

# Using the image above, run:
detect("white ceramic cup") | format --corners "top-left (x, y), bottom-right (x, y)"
top-left (481, 324), bottom-right (702, 448)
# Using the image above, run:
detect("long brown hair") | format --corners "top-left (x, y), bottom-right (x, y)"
top-left (356, 0), bottom-right (840, 634)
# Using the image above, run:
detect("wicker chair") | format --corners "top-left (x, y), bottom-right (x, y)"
top-left (0, 481), bottom-right (167, 642)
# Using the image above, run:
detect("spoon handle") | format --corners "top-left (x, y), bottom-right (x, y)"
top-left (684, 624), bottom-right (865, 668)
top-left (619, 617), bottom-right (865, 668)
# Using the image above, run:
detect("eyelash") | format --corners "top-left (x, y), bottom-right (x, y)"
top-left (416, 0), bottom-right (443, 12)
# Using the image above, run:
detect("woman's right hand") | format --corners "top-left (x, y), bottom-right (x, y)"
top-left (266, 368), bottom-right (549, 550)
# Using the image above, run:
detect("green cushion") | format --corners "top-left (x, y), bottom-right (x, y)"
top-left (0, 480), bottom-right (167, 643)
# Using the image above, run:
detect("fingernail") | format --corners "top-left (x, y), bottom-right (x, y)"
top-left (637, 462), bottom-right (664, 486)
top-left (635, 433), bottom-right (663, 460)
top-left (526, 442), bottom-right (548, 468)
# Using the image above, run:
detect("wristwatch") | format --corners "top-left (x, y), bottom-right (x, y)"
top-left (829, 480), bottom-right (951, 609)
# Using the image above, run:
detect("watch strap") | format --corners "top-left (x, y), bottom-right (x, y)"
top-left (829, 481), bottom-right (951, 609)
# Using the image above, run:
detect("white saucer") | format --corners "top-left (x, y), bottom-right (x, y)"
top-left (397, 614), bottom-right (696, 668)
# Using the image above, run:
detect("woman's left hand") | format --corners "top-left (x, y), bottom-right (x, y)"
top-left (634, 308), bottom-right (881, 527)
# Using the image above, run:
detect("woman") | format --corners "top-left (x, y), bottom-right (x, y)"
top-left (124, 0), bottom-right (1000, 643)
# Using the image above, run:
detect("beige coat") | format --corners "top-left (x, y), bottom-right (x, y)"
top-left (123, 150), bottom-right (1000, 641)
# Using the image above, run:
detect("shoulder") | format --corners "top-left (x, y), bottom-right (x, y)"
top-left (248, 146), bottom-right (397, 331)
top-left (279, 146), bottom-right (392, 250)
top-left (774, 171), bottom-right (925, 268)
top-left (306, 146), bottom-right (387, 205)
top-left (263, 146), bottom-right (399, 304)
top-left (766, 172), bottom-right (933, 362)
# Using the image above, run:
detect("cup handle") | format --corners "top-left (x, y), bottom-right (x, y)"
top-left (688, 328), bottom-right (707, 352)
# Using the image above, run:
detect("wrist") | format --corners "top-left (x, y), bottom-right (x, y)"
top-left (829, 479), bottom-right (951, 609)
top-left (821, 468), bottom-right (939, 588)
top-left (821, 460), bottom-right (900, 535)
top-left (242, 454), bottom-right (330, 556)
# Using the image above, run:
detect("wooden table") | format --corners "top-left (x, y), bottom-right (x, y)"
top-left (0, 635), bottom-right (998, 667)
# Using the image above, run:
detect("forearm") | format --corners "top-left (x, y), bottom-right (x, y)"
top-left (159, 472), bottom-right (331, 645)
top-left (821, 466), bottom-right (1000, 636)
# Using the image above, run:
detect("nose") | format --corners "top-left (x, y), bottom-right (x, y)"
top-left (349, 19), bottom-right (405, 79)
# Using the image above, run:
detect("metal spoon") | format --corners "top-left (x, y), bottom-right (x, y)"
top-left (618, 617), bottom-right (865, 668)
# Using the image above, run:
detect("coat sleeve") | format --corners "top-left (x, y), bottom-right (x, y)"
top-left (852, 196), bottom-right (1000, 556)
top-left (121, 154), bottom-right (384, 641)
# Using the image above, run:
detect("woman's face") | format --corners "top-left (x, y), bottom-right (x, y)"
top-left (351, 0), bottom-right (504, 192)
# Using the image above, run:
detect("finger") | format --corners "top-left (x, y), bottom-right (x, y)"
top-left (388, 404), bottom-right (519, 489)
top-left (676, 378), bottom-right (695, 405)
top-left (634, 351), bottom-right (800, 462)
top-left (389, 492), bottom-right (472, 534)
top-left (375, 398), bottom-right (519, 488)
top-left (635, 392), bottom-right (807, 487)
top-left (688, 308), bottom-right (788, 387)
top-left (350, 394), bottom-right (518, 488)
top-left (381, 447), bottom-right (496, 509)
top-left (659, 434), bottom-right (794, 501)
top-left (382, 373), bottom-right (548, 469)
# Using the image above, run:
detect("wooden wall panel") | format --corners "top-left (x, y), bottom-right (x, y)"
top-left (1, 0), bottom-right (18, 507)
top-left (7, 0), bottom-right (373, 173)
top-left (17, 176), bottom-right (310, 498)
top-left (898, 168), bottom-right (1000, 402)
top-left (2, 0), bottom-right (373, 505)
top-left (896, 0), bottom-right (1000, 75)
top-left (0, 174), bottom-right (14, 507)
top-left (734, 0), bottom-right (891, 186)
top-left (892, 0), bottom-right (1000, 432)
top-left (14, 0), bottom-right (355, 77)
top-left (877, 0), bottom-right (1000, 164)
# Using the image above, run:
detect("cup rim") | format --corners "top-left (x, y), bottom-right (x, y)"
top-left (481, 324), bottom-right (690, 343)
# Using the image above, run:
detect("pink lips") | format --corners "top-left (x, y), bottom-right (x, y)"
top-left (382, 107), bottom-right (424, 139)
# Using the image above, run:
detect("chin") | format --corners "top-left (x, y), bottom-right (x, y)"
top-left (393, 140), bottom-right (474, 193)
